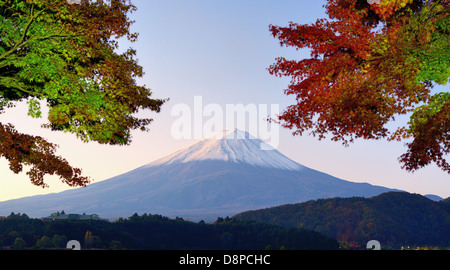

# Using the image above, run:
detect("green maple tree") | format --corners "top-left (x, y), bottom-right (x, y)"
top-left (0, 0), bottom-right (166, 187)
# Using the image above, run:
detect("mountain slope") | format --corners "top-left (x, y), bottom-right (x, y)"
top-left (0, 129), bottom-right (400, 221)
top-left (234, 192), bottom-right (450, 248)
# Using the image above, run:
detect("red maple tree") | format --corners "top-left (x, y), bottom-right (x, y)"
top-left (269, 0), bottom-right (449, 173)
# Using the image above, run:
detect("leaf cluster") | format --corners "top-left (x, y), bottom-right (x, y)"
top-left (0, 122), bottom-right (90, 187)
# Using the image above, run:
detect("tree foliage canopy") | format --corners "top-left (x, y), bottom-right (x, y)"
top-left (269, 0), bottom-right (449, 173)
top-left (0, 0), bottom-right (166, 187)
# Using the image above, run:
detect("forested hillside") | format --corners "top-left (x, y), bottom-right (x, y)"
top-left (234, 192), bottom-right (450, 249)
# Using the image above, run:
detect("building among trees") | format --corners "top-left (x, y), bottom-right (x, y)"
top-left (41, 211), bottom-right (105, 221)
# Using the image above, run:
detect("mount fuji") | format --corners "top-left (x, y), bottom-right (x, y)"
top-left (0, 129), bottom-right (399, 221)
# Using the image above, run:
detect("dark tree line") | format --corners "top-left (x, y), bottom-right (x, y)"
top-left (0, 212), bottom-right (339, 250)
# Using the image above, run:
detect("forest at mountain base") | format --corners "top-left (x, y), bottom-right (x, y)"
top-left (0, 213), bottom-right (338, 250)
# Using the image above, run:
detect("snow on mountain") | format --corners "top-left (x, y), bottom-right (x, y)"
top-left (149, 129), bottom-right (304, 171)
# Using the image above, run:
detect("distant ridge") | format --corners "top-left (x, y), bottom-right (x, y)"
top-left (424, 194), bottom-right (443, 201)
top-left (0, 129), bottom-right (402, 221)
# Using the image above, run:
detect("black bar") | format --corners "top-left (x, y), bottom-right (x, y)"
top-left (2, 250), bottom-right (448, 269)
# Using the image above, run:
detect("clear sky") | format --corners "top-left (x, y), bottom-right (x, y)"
top-left (0, 0), bottom-right (448, 202)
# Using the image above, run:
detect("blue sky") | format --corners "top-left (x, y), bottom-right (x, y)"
top-left (0, 0), bottom-right (449, 201)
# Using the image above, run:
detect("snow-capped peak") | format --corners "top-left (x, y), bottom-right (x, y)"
top-left (148, 129), bottom-right (304, 171)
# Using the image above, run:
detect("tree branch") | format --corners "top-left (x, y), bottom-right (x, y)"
top-left (0, 6), bottom-right (44, 61)
top-left (0, 77), bottom-right (42, 97)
